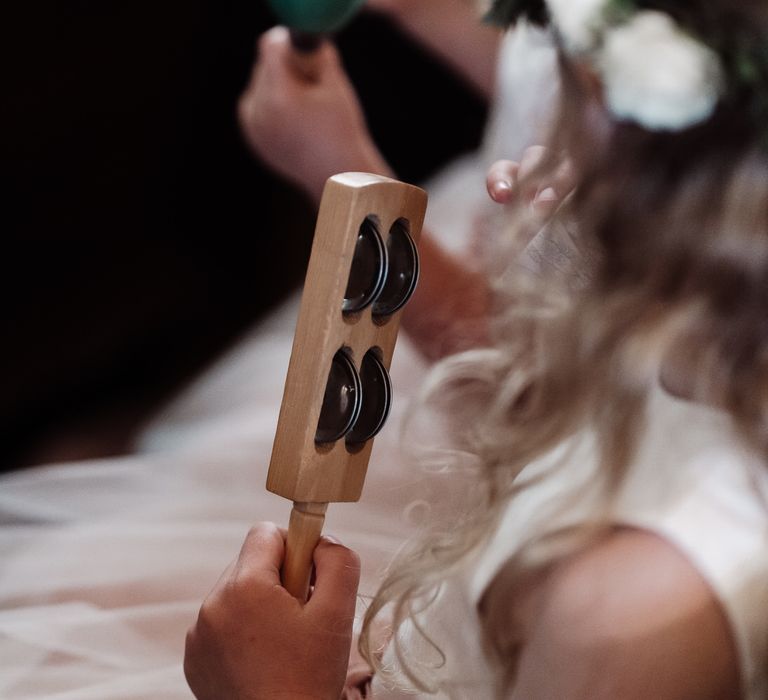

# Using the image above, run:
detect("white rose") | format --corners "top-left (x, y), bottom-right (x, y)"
top-left (599, 11), bottom-right (725, 131)
top-left (546, 0), bottom-right (607, 52)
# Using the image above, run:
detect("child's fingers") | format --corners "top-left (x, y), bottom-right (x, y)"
top-left (486, 147), bottom-right (552, 204)
top-left (307, 536), bottom-right (361, 619)
top-left (518, 145), bottom-right (551, 203)
top-left (486, 159), bottom-right (520, 203)
top-left (256, 27), bottom-right (305, 83)
top-left (315, 38), bottom-right (343, 74)
top-left (487, 146), bottom-right (575, 216)
top-left (257, 26), bottom-right (342, 86)
top-left (531, 187), bottom-right (561, 217)
top-left (531, 158), bottom-right (576, 215)
top-left (518, 145), bottom-right (549, 180)
top-left (238, 27), bottom-right (286, 111)
top-left (550, 158), bottom-right (577, 199)
top-left (257, 26), bottom-right (290, 70)
top-left (231, 522), bottom-right (286, 588)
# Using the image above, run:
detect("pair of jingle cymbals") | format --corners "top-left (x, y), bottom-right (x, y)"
top-left (316, 218), bottom-right (419, 445)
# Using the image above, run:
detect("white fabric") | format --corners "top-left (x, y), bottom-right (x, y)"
top-left (374, 385), bottom-right (768, 699)
top-left (0, 298), bottom-right (439, 699)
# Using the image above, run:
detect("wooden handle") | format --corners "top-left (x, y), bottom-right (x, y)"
top-left (282, 501), bottom-right (328, 601)
top-left (288, 29), bottom-right (323, 82)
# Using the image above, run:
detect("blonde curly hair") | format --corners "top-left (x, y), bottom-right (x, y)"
top-left (361, 3), bottom-right (768, 695)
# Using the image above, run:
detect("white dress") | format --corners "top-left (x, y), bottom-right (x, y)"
top-left (372, 384), bottom-right (768, 699)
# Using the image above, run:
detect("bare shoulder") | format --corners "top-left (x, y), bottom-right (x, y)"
top-left (506, 528), bottom-right (741, 700)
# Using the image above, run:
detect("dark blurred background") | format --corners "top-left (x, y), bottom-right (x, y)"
top-left (3, 1), bottom-right (487, 471)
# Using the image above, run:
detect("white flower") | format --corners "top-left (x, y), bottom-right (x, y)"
top-left (546, 0), bottom-right (607, 52)
top-left (599, 11), bottom-right (725, 131)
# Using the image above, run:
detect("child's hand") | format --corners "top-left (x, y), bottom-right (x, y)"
top-left (486, 146), bottom-right (575, 216)
top-left (184, 522), bottom-right (361, 700)
top-left (238, 27), bottom-right (391, 203)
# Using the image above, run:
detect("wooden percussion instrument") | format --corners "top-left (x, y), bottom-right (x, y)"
top-left (267, 172), bottom-right (427, 601)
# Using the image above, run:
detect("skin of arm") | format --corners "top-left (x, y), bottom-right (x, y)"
top-left (366, 0), bottom-right (503, 97)
top-left (238, 27), bottom-right (492, 360)
top-left (485, 528), bottom-right (741, 700)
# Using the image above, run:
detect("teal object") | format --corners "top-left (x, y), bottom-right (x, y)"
top-left (267, 0), bottom-right (366, 33)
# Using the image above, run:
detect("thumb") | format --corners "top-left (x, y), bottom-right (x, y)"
top-left (257, 26), bottom-right (294, 77)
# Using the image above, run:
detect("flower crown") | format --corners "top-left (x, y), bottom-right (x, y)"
top-left (488, 0), bottom-right (768, 135)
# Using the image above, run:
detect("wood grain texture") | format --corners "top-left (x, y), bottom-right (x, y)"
top-left (267, 172), bottom-right (427, 504)
top-left (282, 501), bottom-right (328, 600)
